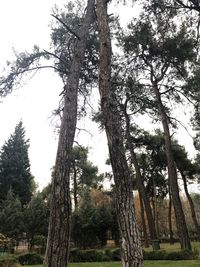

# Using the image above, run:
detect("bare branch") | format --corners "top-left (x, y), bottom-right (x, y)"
top-left (169, 115), bottom-right (194, 139)
top-left (51, 14), bottom-right (81, 40)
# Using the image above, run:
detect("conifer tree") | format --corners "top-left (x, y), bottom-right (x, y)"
top-left (0, 121), bottom-right (33, 206)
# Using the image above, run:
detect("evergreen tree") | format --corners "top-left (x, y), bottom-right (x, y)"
top-left (0, 121), bottom-right (34, 206)
top-left (24, 193), bottom-right (49, 251)
top-left (0, 190), bottom-right (24, 243)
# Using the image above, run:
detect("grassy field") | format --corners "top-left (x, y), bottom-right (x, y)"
top-left (25, 261), bottom-right (200, 267)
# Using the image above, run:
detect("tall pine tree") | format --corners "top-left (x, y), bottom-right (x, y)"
top-left (0, 121), bottom-right (33, 206)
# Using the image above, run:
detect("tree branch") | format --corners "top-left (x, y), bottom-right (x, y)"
top-left (51, 14), bottom-right (81, 40)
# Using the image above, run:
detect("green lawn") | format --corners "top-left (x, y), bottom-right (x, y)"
top-left (25, 261), bottom-right (200, 267)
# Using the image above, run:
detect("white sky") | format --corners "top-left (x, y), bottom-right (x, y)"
top-left (0, 1), bottom-right (137, 189)
top-left (0, 1), bottom-right (198, 192)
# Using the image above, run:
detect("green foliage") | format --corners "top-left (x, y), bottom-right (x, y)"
top-left (17, 253), bottom-right (43, 265)
top-left (24, 194), bottom-right (49, 250)
top-left (71, 194), bottom-right (99, 248)
top-left (143, 249), bottom-right (199, 260)
top-left (69, 249), bottom-right (109, 263)
top-left (0, 191), bottom-right (24, 242)
top-left (71, 146), bottom-right (103, 190)
top-left (0, 121), bottom-right (34, 206)
top-left (71, 189), bottom-right (115, 249)
top-left (69, 247), bottom-right (199, 262)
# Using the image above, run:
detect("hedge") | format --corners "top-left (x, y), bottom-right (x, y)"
top-left (69, 248), bottom-right (199, 262)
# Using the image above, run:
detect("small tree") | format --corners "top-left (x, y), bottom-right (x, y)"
top-left (0, 190), bottom-right (24, 244)
top-left (0, 121), bottom-right (34, 206)
top-left (24, 193), bottom-right (49, 251)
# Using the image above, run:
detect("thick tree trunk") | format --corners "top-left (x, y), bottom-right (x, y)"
top-left (168, 190), bottom-right (174, 245)
top-left (153, 83), bottom-right (191, 250)
top-left (179, 168), bottom-right (200, 239)
top-left (44, 1), bottom-right (95, 266)
top-left (139, 191), bottom-right (149, 248)
top-left (123, 107), bottom-right (158, 242)
top-left (96, 1), bottom-right (143, 266)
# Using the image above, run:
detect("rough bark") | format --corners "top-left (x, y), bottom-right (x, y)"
top-left (123, 106), bottom-right (158, 241)
top-left (153, 82), bottom-right (191, 250)
top-left (139, 191), bottom-right (149, 248)
top-left (96, 1), bottom-right (143, 266)
top-left (179, 168), bottom-right (200, 239)
top-left (44, 1), bottom-right (95, 266)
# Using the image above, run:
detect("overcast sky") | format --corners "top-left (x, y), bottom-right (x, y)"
top-left (0, 0), bottom-right (138, 189)
top-left (0, 1), bottom-right (198, 191)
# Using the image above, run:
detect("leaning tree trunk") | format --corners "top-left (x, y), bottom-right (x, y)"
top-left (130, 145), bottom-right (158, 241)
top-left (123, 106), bottom-right (158, 242)
top-left (178, 168), bottom-right (200, 239)
top-left (153, 82), bottom-right (191, 250)
top-left (44, 1), bottom-right (95, 266)
top-left (96, 1), bottom-right (143, 266)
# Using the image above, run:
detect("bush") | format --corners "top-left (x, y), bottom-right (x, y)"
top-left (143, 249), bottom-right (199, 260)
top-left (110, 248), bottom-right (121, 261)
top-left (69, 249), bottom-right (106, 262)
top-left (17, 253), bottom-right (43, 265)
top-left (69, 247), bottom-right (198, 263)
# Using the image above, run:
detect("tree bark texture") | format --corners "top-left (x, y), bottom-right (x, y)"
top-left (96, 1), bottom-right (143, 266)
top-left (123, 107), bottom-right (158, 241)
top-left (153, 83), bottom-right (191, 250)
top-left (44, 1), bottom-right (95, 266)
top-left (179, 168), bottom-right (200, 239)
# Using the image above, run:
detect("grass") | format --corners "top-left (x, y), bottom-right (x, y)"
top-left (24, 261), bottom-right (200, 267)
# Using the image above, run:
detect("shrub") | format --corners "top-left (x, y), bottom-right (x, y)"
top-left (70, 249), bottom-right (105, 262)
top-left (143, 249), bottom-right (199, 260)
top-left (111, 248), bottom-right (121, 261)
top-left (17, 253), bottom-right (43, 265)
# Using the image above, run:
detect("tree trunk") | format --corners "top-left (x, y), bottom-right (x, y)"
top-left (139, 191), bottom-right (149, 248)
top-left (44, 1), bottom-right (95, 266)
top-left (96, 1), bottom-right (143, 266)
top-left (179, 168), bottom-right (200, 239)
top-left (153, 176), bottom-right (159, 239)
top-left (153, 82), bottom-right (191, 250)
top-left (168, 189), bottom-right (174, 245)
top-left (73, 162), bottom-right (78, 209)
top-left (123, 107), bottom-right (158, 242)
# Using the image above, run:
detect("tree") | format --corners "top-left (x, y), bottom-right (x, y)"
top-left (120, 8), bottom-right (194, 249)
top-left (71, 189), bottom-right (112, 248)
top-left (24, 193), bottom-right (49, 251)
top-left (173, 142), bottom-right (200, 239)
top-left (71, 145), bottom-right (104, 208)
top-left (44, 1), bottom-right (96, 266)
top-left (96, 0), bottom-right (143, 266)
top-left (0, 121), bottom-right (34, 206)
top-left (0, 190), bottom-right (24, 243)
top-left (121, 102), bottom-right (159, 244)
